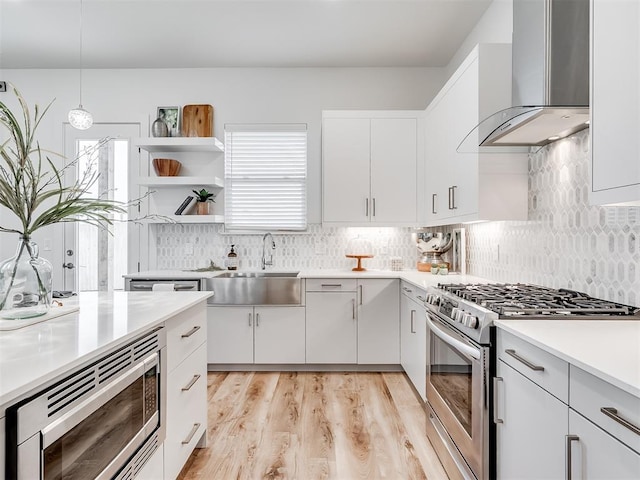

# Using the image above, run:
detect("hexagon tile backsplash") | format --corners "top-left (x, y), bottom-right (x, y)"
top-left (156, 130), bottom-right (640, 306)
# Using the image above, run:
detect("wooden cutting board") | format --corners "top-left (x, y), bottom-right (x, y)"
top-left (182, 104), bottom-right (214, 137)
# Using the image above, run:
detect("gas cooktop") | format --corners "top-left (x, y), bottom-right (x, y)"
top-left (437, 283), bottom-right (640, 318)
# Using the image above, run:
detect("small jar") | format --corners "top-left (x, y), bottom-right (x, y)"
top-left (438, 263), bottom-right (449, 275)
top-left (430, 265), bottom-right (439, 274)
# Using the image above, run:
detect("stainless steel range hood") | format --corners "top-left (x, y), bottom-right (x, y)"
top-left (461, 0), bottom-right (590, 151)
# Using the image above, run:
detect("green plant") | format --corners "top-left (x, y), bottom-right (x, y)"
top-left (0, 84), bottom-right (128, 237)
top-left (192, 188), bottom-right (216, 203)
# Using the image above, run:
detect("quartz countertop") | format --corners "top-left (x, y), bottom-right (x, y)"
top-left (495, 319), bottom-right (640, 398)
top-left (0, 291), bottom-right (212, 412)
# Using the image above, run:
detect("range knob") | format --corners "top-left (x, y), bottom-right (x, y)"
top-left (463, 314), bottom-right (479, 329)
top-left (426, 294), bottom-right (440, 306)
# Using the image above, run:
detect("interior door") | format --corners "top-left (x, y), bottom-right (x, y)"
top-left (63, 123), bottom-right (141, 292)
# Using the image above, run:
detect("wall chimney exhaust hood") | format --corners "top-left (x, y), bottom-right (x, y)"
top-left (459, 0), bottom-right (590, 152)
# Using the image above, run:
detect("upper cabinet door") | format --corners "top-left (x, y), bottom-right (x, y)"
top-left (590, 0), bottom-right (640, 205)
top-left (322, 118), bottom-right (371, 223)
top-left (370, 118), bottom-right (418, 224)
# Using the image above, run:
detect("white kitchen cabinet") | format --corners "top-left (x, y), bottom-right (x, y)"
top-left (0, 416), bottom-right (4, 477)
top-left (164, 305), bottom-right (208, 480)
top-left (322, 112), bottom-right (420, 226)
top-left (400, 282), bottom-right (427, 402)
top-left (590, 0), bottom-right (640, 205)
top-left (135, 137), bottom-right (225, 223)
top-left (496, 328), bottom-right (640, 480)
top-left (357, 279), bottom-right (400, 364)
top-left (424, 43), bottom-right (528, 226)
top-left (495, 359), bottom-right (568, 479)
top-left (306, 290), bottom-right (358, 364)
top-left (207, 306), bottom-right (254, 363)
top-left (568, 410), bottom-right (640, 479)
top-left (207, 306), bottom-right (305, 364)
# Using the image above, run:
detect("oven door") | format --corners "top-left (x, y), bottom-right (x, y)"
top-left (426, 311), bottom-right (488, 480)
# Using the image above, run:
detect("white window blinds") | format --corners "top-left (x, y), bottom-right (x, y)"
top-left (224, 124), bottom-right (307, 231)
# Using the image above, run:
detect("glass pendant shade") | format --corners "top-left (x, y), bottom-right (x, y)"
top-left (68, 105), bottom-right (93, 130)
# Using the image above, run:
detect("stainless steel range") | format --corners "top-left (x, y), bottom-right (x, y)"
top-left (423, 283), bottom-right (640, 480)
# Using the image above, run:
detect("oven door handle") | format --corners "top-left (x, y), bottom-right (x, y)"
top-left (40, 355), bottom-right (154, 449)
top-left (426, 313), bottom-right (481, 360)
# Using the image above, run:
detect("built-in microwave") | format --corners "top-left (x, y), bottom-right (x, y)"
top-left (5, 328), bottom-right (166, 480)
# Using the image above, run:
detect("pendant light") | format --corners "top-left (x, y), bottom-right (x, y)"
top-left (68, 0), bottom-right (93, 130)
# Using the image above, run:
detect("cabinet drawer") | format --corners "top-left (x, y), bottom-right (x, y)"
top-left (570, 365), bottom-right (640, 452)
top-left (166, 344), bottom-right (207, 479)
top-left (497, 329), bottom-right (569, 403)
top-left (305, 278), bottom-right (357, 292)
top-left (400, 281), bottom-right (427, 305)
top-left (166, 303), bottom-right (207, 372)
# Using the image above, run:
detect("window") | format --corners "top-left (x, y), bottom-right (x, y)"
top-left (224, 124), bottom-right (307, 231)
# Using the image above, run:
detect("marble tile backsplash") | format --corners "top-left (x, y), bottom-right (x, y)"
top-left (155, 130), bottom-right (640, 306)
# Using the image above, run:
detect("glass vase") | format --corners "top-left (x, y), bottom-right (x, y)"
top-left (0, 237), bottom-right (53, 319)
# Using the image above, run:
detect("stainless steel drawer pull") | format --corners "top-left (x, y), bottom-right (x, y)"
top-left (131, 284), bottom-right (153, 290)
top-left (600, 407), bottom-right (640, 435)
top-left (321, 284), bottom-right (342, 288)
top-left (256, 313), bottom-right (260, 327)
top-left (505, 349), bottom-right (545, 371)
top-left (410, 310), bottom-right (416, 334)
top-left (372, 197), bottom-right (376, 217)
top-left (181, 326), bottom-right (201, 338)
top-left (565, 435), bottom-right (579, 480)
top-left (359, 285), bottom-right (363, 305)
top-left (416, 295), bottom-right (426, 302)
top-left (402, 287), bottom-right (412, 293)
top-left (365, 198), bottom-right (369, 217)
top-left (248, 313), bottom-right (252, 326)
top-left (182, 374), bottom-right (201, 391)
top-left (493, 377), bottom-right (504, 424)
top-left (174, 284), bottom-right (196, 290)
top-left (432, 193), bottom-right (437, 214)
top-left (182, 423), bottom-right (201, 445)
top-left (352, 299), bottom-right (356, 319)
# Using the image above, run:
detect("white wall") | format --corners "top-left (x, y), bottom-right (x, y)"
top-left (445, 0), bottom-right (513, 77)
top-left (1, 66), bottom-right (445, 286)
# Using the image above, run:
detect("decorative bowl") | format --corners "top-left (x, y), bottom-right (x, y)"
top-left (152, 158), bottom-right (181, 176)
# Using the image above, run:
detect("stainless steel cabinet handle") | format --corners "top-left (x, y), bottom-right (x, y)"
top-left (256, 312), bottom-right (260, 327)
top-left (565, 435), bottom-right (579, 480)
top-left (402, 286), bottom-right (412, 293)
top-left (181, 326), bottom-right (201, 338)
top-left (174, 284), bottom-right (196, 290)
top-left (416, 295), bottom-right (426, 302)
top-left (365, 198), bottom-right (369, 217)
top-left (493, 377), bottom-right (504, 424)
top-left (352, 299), bottom-right (356, 319)
top-left (410, 310), bottom-right (416, 333)
top-left (372, 198), bottom-right (376, 217)
top-left (182, 374), bottom-right (201, 391)
top-left (359, 285), bottom-right (363, 305)
top-left (248, 313), bottom-right (252, 326)
top-left (182, 423), bottom-right (201, 445)
top-left (321, 283), bottom-right (342, 288)
top-left (600, 407), bottom-right (640, 435)
top-left (505, 349), bottom-right (545, 371)
top-left (451, 185), bottom-right (457, 209)
top-left (432, 193), bottom-right (437, 214)
top-left (131, 284), bottom-right (153, 291)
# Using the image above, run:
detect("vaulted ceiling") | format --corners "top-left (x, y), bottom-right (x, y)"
top-left (0, 0), bottom-right (492, 69)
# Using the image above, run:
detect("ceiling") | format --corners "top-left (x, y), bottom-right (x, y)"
top-left (0, 0), bottom-right (493, 69)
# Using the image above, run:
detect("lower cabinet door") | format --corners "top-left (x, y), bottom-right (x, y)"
top-left (400, 295), bottom-right (426, 402)
top-left (496, 360), bottom-right (568, 479)
top-left (306, 292), bottom-right (357, 364)
top-left (165, 344), bottom-right (208, 480)
top-left (254, 306), bottom-right (306, 364)
top-left (357, 279), bottom-right (399, 364)
top-left (568, 410), bottom-right (640, 479)
top-left (207, 306), bottom-right (254, 364)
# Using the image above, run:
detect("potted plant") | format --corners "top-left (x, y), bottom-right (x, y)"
top-left (0, 85), bottom-right (131, 319)
top-left (192, 188), bottom-right (216, 215)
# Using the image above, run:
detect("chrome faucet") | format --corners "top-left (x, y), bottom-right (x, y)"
top-left (261, 233), bottom-right (276, 270)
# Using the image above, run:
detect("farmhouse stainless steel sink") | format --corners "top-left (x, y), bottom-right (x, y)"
top-left (205, 271), bottom-right (301, 305)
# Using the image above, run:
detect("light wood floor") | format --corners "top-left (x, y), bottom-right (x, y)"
top-left (178, 372), bottom-right (448, 480)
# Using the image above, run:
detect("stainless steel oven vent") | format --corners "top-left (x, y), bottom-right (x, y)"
top-left (114, 431), bottom-right (160, 480)
top-left (45, 330), bottom-right (161, 417)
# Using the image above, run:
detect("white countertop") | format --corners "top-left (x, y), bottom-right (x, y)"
top-left (0, 291), bottom-right (212, 412)
top-left (123, 269), bottom-right (223, 279)
top-left (496, 319), bottom-right (640, 398)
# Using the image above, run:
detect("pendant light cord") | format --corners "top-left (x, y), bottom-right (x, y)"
top-left (79, 0), bottom-right (83, 107)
